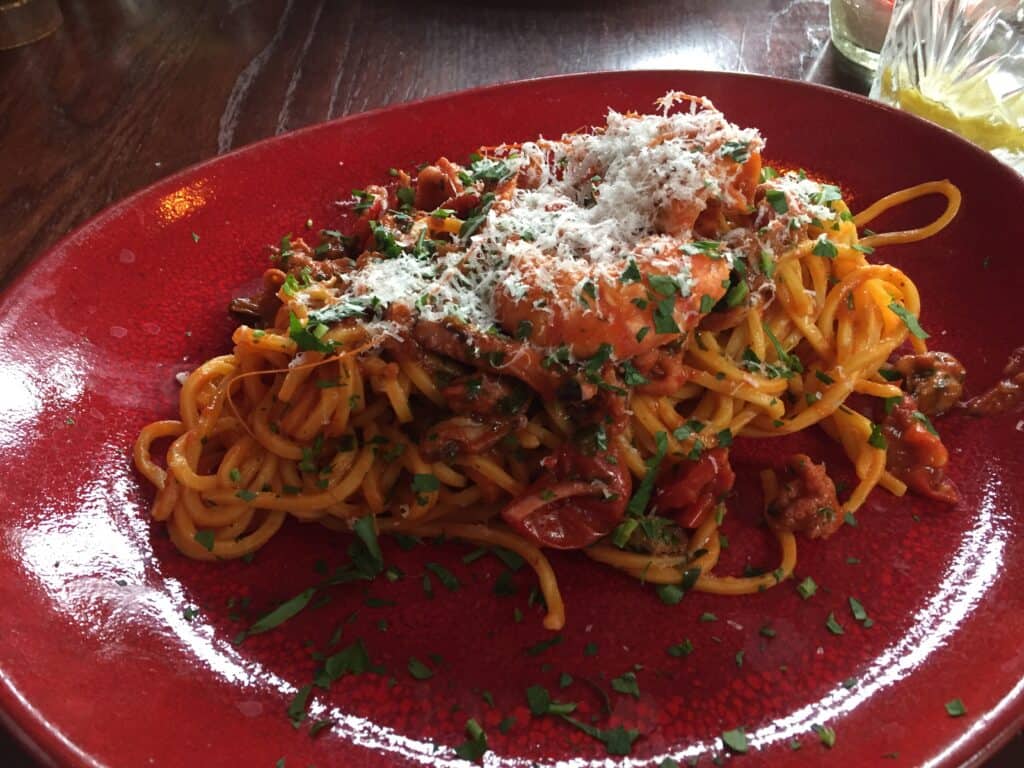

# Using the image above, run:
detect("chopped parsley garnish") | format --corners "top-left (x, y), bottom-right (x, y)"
top-left (235, 489), bottom-right (257, 502)
top-left (411, 473), bottom-right (440, 493)
top-left (620, 259), bottom-right (641, 283)
top-left (287, 684), bottom-right (313, 728)
top-left (797, 576), bottom-right (818, 599)
top-left (621, 360), bottom-right (649, 386)
top-left (725, 280), bottom-right (749, 308)
top-left (407, 657), bottom-right (434, 680)
top-left (657, 583), bottom-right (684, 605)
top-left (239, 587), bottom-right (316, 642)
top-left (868, 422), bottom-right (888, 450)
top-left (844, 511), bottom-right (858, 527)
top-left (825, 612), bottom-right (845, 635)
top-left (649, 274), bottom-right (679, 296)
top-left (626, 431), bottom-right (668, 515)
top-left (699, 612), bottom-right (718, 623)
top-left (720, 140), bottom-right (750, 163)
top-left (811, 184), bottom-right (843, 206)
top-left (912, 410), bottom-right (939, 436)
top-left (288, 312), bottom-right (334, 354)
top-left (653, 296), bottom-right (681, 334)
top-left (459, 192), bottom-right (495, 240)
top-left (765, 189), bottom-right (789, 214)
top-left (849, 596), bottom-right (869, 622)
top-left (945, 698), bottom-right (966, 717)
top-left (425, 562), bottom-right (459, 591)
top-left (813, 724), bottom-right (837, 748)
top-left (194, 530), bottom-right (215, 552)
top-left (698, 294), bottom-right (715, 314)
top-left (314, 639), bottom-right (370, 688)
top-left (525, 634), bottom-right (563, 656)
top-left (888, 301), bottom-right (930, 338)
top-left (721, 728), bottom-right (748, 754)
top-left (610, 671), bottom-right (640, 698)
top-left (561, 716), bottom-right (639, 756)
top-left (812, 235), bottom-right (838, 259)
top-left (466, 156), bottom-right (516, 184)
top-left (454, 718), bottom-right (488, 762)
top-left (667, 639), bottom-right (694, 657)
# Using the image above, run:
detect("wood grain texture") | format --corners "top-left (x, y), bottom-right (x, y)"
top-left (0, 1), bottom-right (1017, 766)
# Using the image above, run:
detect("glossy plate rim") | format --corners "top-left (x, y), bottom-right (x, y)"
top-left (1, 69), bottom-right (1022, 768)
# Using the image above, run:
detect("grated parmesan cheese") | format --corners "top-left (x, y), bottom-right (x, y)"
top-left (314, 98), bottom-right (770, 344)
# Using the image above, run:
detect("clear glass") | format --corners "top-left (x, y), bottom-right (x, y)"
top-left (830, 0), bottom-right (896, 70)
top-left (871, 0), bottom-right (1024, 173)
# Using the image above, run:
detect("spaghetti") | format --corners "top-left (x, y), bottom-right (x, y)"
top-left (134, 93), bottom-right (962, 630)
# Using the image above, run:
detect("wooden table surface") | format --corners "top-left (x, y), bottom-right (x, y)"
top-left (0, 1), bottom-right (1019, 765)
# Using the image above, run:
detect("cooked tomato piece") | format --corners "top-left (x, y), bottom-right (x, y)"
top-left (654, 448), bottom-right (735, 528)
top-left (883, 395), bottom-right (959, 504)
top-left (501, 445), bottom-right (631, 549)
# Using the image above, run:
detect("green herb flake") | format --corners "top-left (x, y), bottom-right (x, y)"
top-left (193, 530), bottom-right (215, 552)
top-left (699, 612), bottom-right (718, 623)
top-left (813, 724), bottom-right (837, 748)
top-left (721, 727), bottom-right (748, 754)
top-left (945, 698), bottom-right (966, 717)
top-left (657, 583), bottom-right (685, 605)
top-left (667, 639), bottom-right (694, 657)
top-left (424, 562), bottom-right (459, 591)
top-left (825, 612), bottom-right (845, 635)
top-left (849, 596), bottom-right (869, 622)
top-left (411, 473), bottom-right (440, 493)
top-left (525, 634), bottom-right (563, 657)
top-left (526, 685), bottom-right (551, 715)
top-left (812, 235), bottom-right (839, 259)
top-left (765, 189), bottom-right (789, 214)
top-left (887, 301), bottom-right (930, 339)
top-left (454, 718), bottom-right (488, 762)
top-left (611, 671), bottom-right (640, 698)
top-left (620, 259), bottom-right (642, 283)
top-left (408, 657), bottom-right (434, 680)
top-left (912, 410), bottom-right (939, 436)
top-left (286, 684), bottom-right (312, 728)
top-left (627, 430), bottom-right (668, 516)
top-left (243, 587), bottom-right (317, 641)
top-left (796, 577), bottom-right (818, 600)
top-left (868, 422), bottom-right (888, 450)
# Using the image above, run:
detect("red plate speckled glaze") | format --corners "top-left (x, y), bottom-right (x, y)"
top-left (1, 71), bottom-right (1022, 768)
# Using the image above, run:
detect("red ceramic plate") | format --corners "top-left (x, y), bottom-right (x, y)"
top-left (1, 71), bottom-right (1022, 768)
